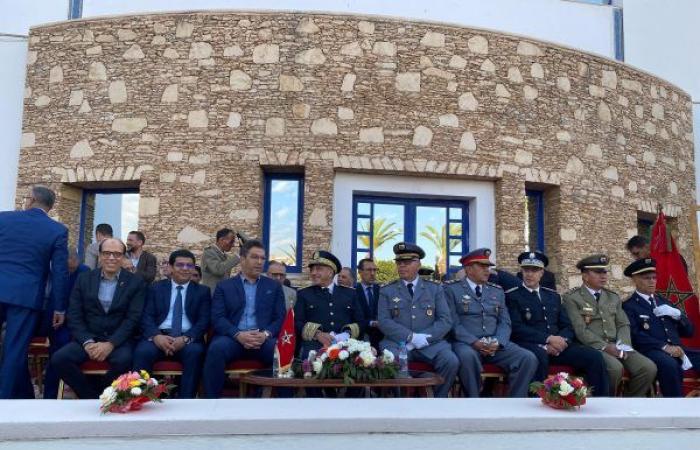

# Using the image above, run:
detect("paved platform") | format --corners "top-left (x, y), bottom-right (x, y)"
top-left (0, 398), bottom-right (698, 448)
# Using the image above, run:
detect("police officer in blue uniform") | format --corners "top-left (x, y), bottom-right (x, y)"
top-left (445, 248), bottom-right (537, 397)
top-left (623, 258), bottom-right (700, 397)
top-left (294, 251), bottom-right (365, 358)
top-left (378, 242), bottom-right (458, 398)
top-left (506, 251), bottom-right (609, 396)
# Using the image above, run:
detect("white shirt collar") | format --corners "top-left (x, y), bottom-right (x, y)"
top-left (322, 281), bottom-right (335, 294)
top-left (636, 291), bottom-right (653, 304)
top-left (523, 283), bottom-right (540, 294)
top-left (585, 285), bottom-right (601, 297)
top-left (402, 276), bottom-right (419, 288)
top-left (171, 280), bottom-right (190, 291)
top-left (465, 276), bottom-right (481, 293)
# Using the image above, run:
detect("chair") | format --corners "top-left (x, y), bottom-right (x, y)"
top-left (28, 337), bottom-right (50, 395)
top-left (57, 361), bottom-right (110, 399)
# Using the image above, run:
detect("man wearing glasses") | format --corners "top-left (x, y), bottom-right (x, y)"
top-left (266, 260), bottom-right (297, 310)
top-left (356, 258), bottom-right (382, 349)
top-left (132, 249), bottom-right (211, 398)
top-left (51, 238), bottom-right (147, 398)
top-left (563, 254), bottom-right (656, 396)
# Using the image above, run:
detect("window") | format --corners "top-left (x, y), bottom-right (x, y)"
top-left (78, 188), bottom-right (140, 260)
top-left (352, 195), bottom-right (469, 278)
top-left (263, 174), bottom-right (304, 273)
top-left (525, 189), bottom-right (545, 251)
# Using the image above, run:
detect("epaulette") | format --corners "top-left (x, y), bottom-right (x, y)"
top-left (487, 282), bottom-right (503, 289)
top-left (381, 279), bottom-right (401, 288)
top-left (541, 286), bottom-right (558, 293)
top-left (602, 287), bottom-right (620, 297)
top-left (504, 286), bottom-right (520, 294)
top-left (443, 279), bottom-right (460, 285)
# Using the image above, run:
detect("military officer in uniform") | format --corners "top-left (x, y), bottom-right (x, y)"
top-left (445, 248), bottom-right (537, 397)
top-left (563, 254), bottom-right (656, 396)
top-left (294, 251), bottom-right (365, 358)
top-left (506, 251), bottom-right (609, 396)
top-left (378, 242), bottom-right (459, 398)
top-left (623, 258), bottom-right (700, 397)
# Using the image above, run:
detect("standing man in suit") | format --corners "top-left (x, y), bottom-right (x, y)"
top-left (267, 260), bottom-right (297, 310)
top-left (132, 249), bottom-right (211, 398)
top-left (201, 228), bottom-right (240, 291)
top-left (84, 223), bottom-right (113, 270)
top-left (378, 243), bottom-right (458, 398)
top-left (51, 238), bottom-right (147, 398)
top-left (563, 254), bottom-right (656, 396)
top-left (445, 248), bottom-right (537, 398)
top-left (506, 251), bottom-right (608, 396)
top-left (356, 258), bottom-right (382, 349)
top-left (202, 240), bottom-right (286, 398)
top-left (0, 186), bottom-right (68, 398)
top-left (294, 251), bottom-right (365, 358)
top-left (623, 258), bottom-right (700, 397)
top-left (123, 231), bottom-right (157, 283)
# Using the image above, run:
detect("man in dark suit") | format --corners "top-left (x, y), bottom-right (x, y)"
top-left (132, 249), bottom-right (210, 398)
top-left (623, 258), bottom-right (700, 397)
top-left (355, 258), bottom-right (382, 349)
top-left (51, 238), bottom-right (147, 398)
top-left (202, 239), bottom-right (286, 398)
top-left (124, 230), bottom-right (157, 283)
top-left (0, 186), bottom-right (68, 399)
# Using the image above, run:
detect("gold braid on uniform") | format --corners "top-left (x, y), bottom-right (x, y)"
top-left (302, 322), bottom-right (321, 341)
top-left (344, 323), bottom-right (360, 339)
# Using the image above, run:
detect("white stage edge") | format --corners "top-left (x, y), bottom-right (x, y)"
top-left (0, 398), bottom-right (699, 441)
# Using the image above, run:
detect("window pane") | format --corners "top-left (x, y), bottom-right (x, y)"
top-left (449, 238), bottom-right (462, 254)
top-left (526, 193), bottom-right (542, 251)
top-left (93, 192), bottom-right (140, 242)
top-left (356, 234), bottom-right (370, 251)
top-left (356, 251), bottom-right (370, 266)
top-left (268, 179), bottom-right (299, 266)
top-left (357, 217), bottom-right (370, 233)
top-left (449, 222), bottom-right (462, 237)
top-left (357, 202), bottom-right (371, 216)
top-left (371, 203), bottom-right (404, 263)
top-left (449, 207), bottom-right (462, 221)
top-left (449, 254), bottom-right (462, 267)
top-left (416, 206), bottom-right (448, 276)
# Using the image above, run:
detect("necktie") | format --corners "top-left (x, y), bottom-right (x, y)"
top-left (366, 286), bottom-right (374, 305)
top-left (407, 283), bottom-right (414, 298)
top-left (594, 292), bottom-right (601, 302)
top-left (322, 287), bottom-right (330, 295)
top-left (475, 285), bottom-right (482, 298)
top-left (172, 285), bottom-right (184, 336)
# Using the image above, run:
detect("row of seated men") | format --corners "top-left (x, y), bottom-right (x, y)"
top-left (50, 236), bottom-right (698, 399)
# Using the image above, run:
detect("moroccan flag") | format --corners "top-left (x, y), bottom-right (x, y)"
top-left (650, 212), bottom-right (700, 347)
top-left (276, 308), bottom-right (296, 372)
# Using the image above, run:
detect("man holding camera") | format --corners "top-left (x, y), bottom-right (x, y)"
top-left (201, 228), bottom-right (241, 291)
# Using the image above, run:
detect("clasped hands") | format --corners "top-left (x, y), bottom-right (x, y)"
top-left (236, 329), bottom-right (268, 350)
top-left (472, 336), bottom-right (499, 356)
top-left (544, 335), bottom-right (568, 356)
top-left (153, 334), bottom-right (189, 355)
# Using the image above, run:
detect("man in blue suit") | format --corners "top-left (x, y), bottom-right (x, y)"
top-left (133, 249), bottom-right (211, 398)
top-left (623, 258), bottom-right (700, 397)
top-left (356, 258), bottom-right (382, 349)
top-left (202, 239), bottom-right (286, 398)
top-left (0, 186), bottom-right (68, 399)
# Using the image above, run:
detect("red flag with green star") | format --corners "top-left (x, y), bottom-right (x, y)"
top-left (650, 212), bottom-right (700, 347)
top-left (276, 308), bottom-right (296, 373)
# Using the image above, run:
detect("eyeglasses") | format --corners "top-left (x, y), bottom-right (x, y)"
top-left (173, 262), bottom-right (196, 270)
top-left (268, 272), bottom-right (286, 278)
top-left (361, 268), bottom-right (378, 272)
top-left (100, 251), bottom-right (124, 259)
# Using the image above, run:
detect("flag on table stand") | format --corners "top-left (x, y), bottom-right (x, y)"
top-left (276, 308), bottom-right (296, 374)
top-left (650, 211), bottom-right (700, 347)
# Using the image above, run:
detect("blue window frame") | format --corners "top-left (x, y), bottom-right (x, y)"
top-left (352, 195), bottom-right (469, 277)
top-left (525, 189), bottom-right (545, 251)
top-left (78, 187), bottom-right (139, 261)
top-left (263, 173), bottom-right (304, 273)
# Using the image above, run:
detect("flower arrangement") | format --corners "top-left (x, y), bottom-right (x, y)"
top-left (529, 372), bottom-right (589, 410)
top-left (99, 370), bottom-right (173, 414)
top-left (297, 338), bottom-right (398, 385)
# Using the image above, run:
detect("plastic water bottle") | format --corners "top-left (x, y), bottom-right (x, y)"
top-left (272, 345), bottom-right (280, 377)
top-left (398, 341), bottom-right (409, 377)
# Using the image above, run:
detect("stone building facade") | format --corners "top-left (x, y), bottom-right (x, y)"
top-left (16, 11), bottom-right (695, 291)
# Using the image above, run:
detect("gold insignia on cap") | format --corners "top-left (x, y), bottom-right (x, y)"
top-left (529, 252), bottom-right (535, 259)
top-left (484, 249), bottom-right (491, 257)
top-left (600, 256), bottom-right (608, 264)
top-left (645, 258), bottom-right (652, 264)
top-left (398, 244), bottom-right (405, 250)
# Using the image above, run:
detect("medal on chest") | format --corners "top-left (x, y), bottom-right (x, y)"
top-left (391, 297), bottom-right (401, 318)
top-left (461, 295), bottom-right (471, 313)
top-left (525, 307), bottom-right (532, 321)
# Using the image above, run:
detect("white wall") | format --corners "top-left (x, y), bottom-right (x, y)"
top-left (623, 0), bottom-right (700, 198)
top-left (332, 173), bottom-right (496, 266)
top-left (82, 0), bottom-right (617, 58)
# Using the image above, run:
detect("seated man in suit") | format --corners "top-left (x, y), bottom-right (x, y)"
top-left (294, 251), bottom-right (365, 358)
top-left (202, 239), bottom-right (286, 398)
top-left (132, 249), bottom-right (211, 398)
top-left (506, 251), bottom-right (608, 397)
top-left (623, 258), bottom-right (700, 397)
top-left (51, 238), bottom-right (147, 398)
top-left (267, 260), bottom-right (297, 310)
top-left (356, 258), bottom-right (382, 349)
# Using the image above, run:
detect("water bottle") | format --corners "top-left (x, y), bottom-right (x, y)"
top-left (272, 345), bottom-right (280, 377)
top-left (398, 341), bottom-right (409, 377)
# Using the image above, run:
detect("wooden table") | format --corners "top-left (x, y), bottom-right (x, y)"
top-left (239, 370), bottom-right (443, 398)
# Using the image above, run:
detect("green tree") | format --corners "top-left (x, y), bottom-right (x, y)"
top-left (359, 218), bottom-right (402, 252)
top-left (419, 224), bottom-right (460, 275)
top-left (374, 259), bottom-right (399, 284)
top-left (275, 243), bottom-right (297, 266)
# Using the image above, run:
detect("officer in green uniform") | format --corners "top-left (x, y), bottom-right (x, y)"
top-left (562, 254), bottom-right (657, 396)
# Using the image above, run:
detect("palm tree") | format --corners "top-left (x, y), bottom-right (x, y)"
top-left (419, 224), bottom-right (460, 274)
top-left (359, 218), bottom-right (402, 253)
top-left (277, 243), bottom-right (297, 265)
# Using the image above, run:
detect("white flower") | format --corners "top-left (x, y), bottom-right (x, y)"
top-left (382, 349), bottom-right (395, 364)
top-left (339, 350), bottom-right (350, 360)
top-left (130, 387), bottom-right (142, 396)
top-left (308, 350), bottom-right (317, 361)
top-left (150, 378), bottom-right (158, 386)
top-left (558, 381), bottom-right (574, 396)
top-left (312, 360), bottom-right (323, 373)
top-left (320, 352), bottom-right (328, 362)
top-left (99, 387), bottom-right (117, 405)
top-left (558, 372), bottom-right (569, 379)
top-left (359, 351), bottom-right (375, 367)
top-left (579, 386), bottom-right (588, 397)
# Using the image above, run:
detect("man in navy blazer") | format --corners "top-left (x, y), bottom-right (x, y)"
top-left (356, 258), bottom-right (382, 349)
top-left (133, 249), bottom-right (211, 398)
top-left (0, 186), bottom-right (68, 398)
top-left (202, 239), bottom-right (286, 398)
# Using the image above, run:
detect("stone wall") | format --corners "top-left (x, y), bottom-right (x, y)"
top-left (17, 11), bottom-right (695, 291)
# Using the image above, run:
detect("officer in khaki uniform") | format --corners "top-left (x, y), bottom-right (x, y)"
top-left (562, 254), bottom-right (657, 396)
top-left (378, 242), bottom-right (459, 398)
